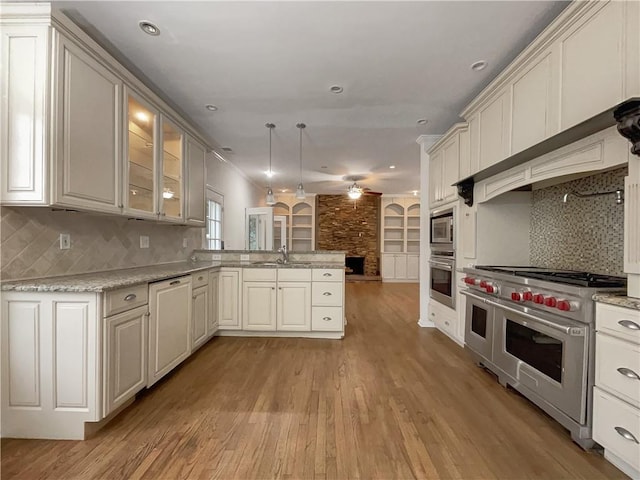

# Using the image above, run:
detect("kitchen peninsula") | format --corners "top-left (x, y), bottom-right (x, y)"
top-left (0, 250), bottom-right (345, 440)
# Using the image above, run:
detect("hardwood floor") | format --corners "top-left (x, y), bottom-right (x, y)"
top-left (1, 283), bottom-right (625, 479)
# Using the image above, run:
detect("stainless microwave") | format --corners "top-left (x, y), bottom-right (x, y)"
top-left (430, 208), bottom-right (454, 246)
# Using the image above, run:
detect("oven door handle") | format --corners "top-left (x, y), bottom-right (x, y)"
top-left (481, 296), bottom-right (577, 335)
top-left (460, 290), bottom-right (489, 302)
top-left (429, 261), bottom-right (453, 271)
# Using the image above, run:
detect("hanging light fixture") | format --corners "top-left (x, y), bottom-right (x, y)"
top-left (295, 122), bottom-right (306, 200)
top-left (347, 182), bottom-right (363, 200)
top-left (265, 123), bottom-right (276, 205)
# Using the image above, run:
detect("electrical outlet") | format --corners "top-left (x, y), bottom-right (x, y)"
top-left (240, 254), bottom-right (250, 261)
top-left (140, 235), bottom-right (149, 248)
top-left (212, 254), bottom-right (222, 260)
top-left (59, 233), bottom-right (71, 250)
top-left (183, 238), bottom-right (189, 248)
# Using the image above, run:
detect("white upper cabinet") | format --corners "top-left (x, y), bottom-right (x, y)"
top-left (53, 34), bottom-right (122, 213)
top-left (0, 5), bottom-right (210, 225)
top-left (510, 49), bottom-right (558, 154)
top-left (1, 24), bottom-right (50, 204)
top-left (428, 150), bottom-right (443, 206)
top-left (559, 1), bottom-right (633, 130)
top-left (459, 0), bottom-right (640, 178)
top-left (441, 135), bottom-right (460, 203)
top-left (185, 135), bottom-right (206, 226)
top-left (428, 123), bottom-right (467, 208)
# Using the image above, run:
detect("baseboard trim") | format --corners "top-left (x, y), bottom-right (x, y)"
top-left (418, 319), bottom-right (435, 328)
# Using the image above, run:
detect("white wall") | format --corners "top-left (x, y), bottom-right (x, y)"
top-left (206, 154), bottom-right (264, 250)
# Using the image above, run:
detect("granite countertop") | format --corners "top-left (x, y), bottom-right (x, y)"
top-left (592, 293), bottom-right (640, 311)
top-left (1, 261), bottom-right (345, 293)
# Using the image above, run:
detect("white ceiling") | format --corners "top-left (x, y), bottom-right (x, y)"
top-left (57, 1), bottom-right (568, 195)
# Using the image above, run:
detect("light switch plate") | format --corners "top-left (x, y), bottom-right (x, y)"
top-left (140, 235), bottom-right (149, 248)
top-left (59, 233), bottom-right (70, 250)
top-left (240, 254), bottom-right (250, 261)
top-left (212, 254), bottom-right (222, 260)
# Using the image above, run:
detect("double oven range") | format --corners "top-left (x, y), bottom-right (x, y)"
top-left (461, 266), bottom-right (626, 449)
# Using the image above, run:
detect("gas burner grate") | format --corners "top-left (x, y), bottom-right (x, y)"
top-left (513, 271), bottom-right (626, 288)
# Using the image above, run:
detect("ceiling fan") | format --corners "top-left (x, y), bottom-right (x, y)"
top-left (345, 175), bottom-right (382, 199)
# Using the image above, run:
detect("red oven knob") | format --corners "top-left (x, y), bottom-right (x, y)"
top-left (544, 296), bottom-right (557, 307)
top-left (523, 291), bottom-right (533, 301)
top-left (511, 292), bottom-right (522, 301)
top-left (557, 300), bottom-right (577, 312)
top-left (479, 280), bottom-right (487, 288)
top-left (464, 277), bottom-right (475, 285)
top-left (485, 285), bottom-right (495, 294)
top-left (533, 294), bottom-right (544, 304)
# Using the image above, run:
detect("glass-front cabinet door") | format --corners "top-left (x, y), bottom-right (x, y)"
top-left (126, 92), bottom-right (158, 217)
top-left (160, 119), bottom-right (183, 221)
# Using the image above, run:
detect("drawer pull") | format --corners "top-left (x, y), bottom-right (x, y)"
top-left (323, 316), bottom-right (332, 321)
top-left (323, 292), bottom-right (332, 296)
top-left (614, 426), bottom-right (639, 444)
top-left (170, 280), bottom-right (181, 286)
top-left (618, 320), bottom-right (640, 330)
top-left (323, 273), bottom-right (332, 277)
top-left (617, 367), bottom-right (640, 380)
top-left (198, 276), bottom-right (203, 281)
top-left (124, 294), bottom-right (137, 302)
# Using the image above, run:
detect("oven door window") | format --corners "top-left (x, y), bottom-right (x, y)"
top-left (505, 320), bottom-right (563, 383)
top-left (430, 266), bottom-right (452, 298)
top-left (471, 305), bottom-right (487, 338)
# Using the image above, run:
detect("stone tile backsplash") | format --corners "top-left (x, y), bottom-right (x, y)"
top-left (1, 207), bottom-right (203, 281)
top-left (530, 166), bottom-right (628, 276)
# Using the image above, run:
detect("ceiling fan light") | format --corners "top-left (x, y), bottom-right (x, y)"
top-left (295, 183), bottom-right (306, 200)
top-left (266, 187), bottom-right (275, 205)
top-left (347, 182), bottom-right (362, 200)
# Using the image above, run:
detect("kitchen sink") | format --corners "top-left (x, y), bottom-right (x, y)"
top-left (251, 261), bottom-right (281, 266)
top-left (250, 260), bottom-right (311, 266)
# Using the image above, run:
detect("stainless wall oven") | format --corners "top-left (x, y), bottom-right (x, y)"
top-left (429, 252), bottom-right (455, 309)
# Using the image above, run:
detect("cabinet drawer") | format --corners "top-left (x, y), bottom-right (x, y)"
top-left (243, 268), bottom-right (277, 282)
top-left (312, 269), bottom-right (343, 282)
top-left (593, 387), bottom-right (640, 472)
top-left (191, 272), bottom-right (209, 289)
top-left (104, 284), bottom-right (148, 317)
top-left (312, 307), bottom-right (343, 331)
top-left (278, 268), bottom-right (312, 282)
top-left (597, 303), bottom-right (640, 344)
top-left (312, 282), bottom-right (343, 306)
top-left (596, 333), bottom-right (640, 409)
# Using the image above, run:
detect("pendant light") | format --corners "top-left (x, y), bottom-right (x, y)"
top-left (295, 122), bottom-right (306, 200)
top-left (265, 123), bottom-right (275, 205)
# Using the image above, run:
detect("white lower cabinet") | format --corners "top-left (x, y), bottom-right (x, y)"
top-left (243, 281), bottom-right (277, 331)
top-left (208, 271), bottom-right (219, 336)
top-left (382, 253), bottom-right (419, 282)
top-left (311, 268), bottom-right (344, 332)
top-left (191, 284), bottom-right (208, 350)
top-left (593, 303), bottom-right (640, 479)
top-left (218, 268), bottom-right (242, 330)
top-left (148, 276), bottom-right (192, 387)
top-left (104, 305), bottom-right (148, 416)
top-left (277, 282), bottom-right (311, 331)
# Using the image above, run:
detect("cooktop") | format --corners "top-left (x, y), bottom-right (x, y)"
top-left (474, 265), bottom-right (627, 288)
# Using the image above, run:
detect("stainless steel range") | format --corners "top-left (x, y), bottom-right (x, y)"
top-left (461, 266), bottom-right (626, 449)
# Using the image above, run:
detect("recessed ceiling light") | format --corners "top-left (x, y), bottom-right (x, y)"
top-left (389, 165), bottom-right (396, 169)
top-left (416, 119), bottom-right (428, 125)
top-left (205, 104), bottom-right (218, 111)
top-left (470, 60), bottom-right (488, 72)
top-left (413, 190), bottom-right (419, 196)
top-left (139, 21), bottom-right (160, 36)
top-left (280, 189), bottom-right (288, 193)
top-left (329, 85), bottom-right (344, 94)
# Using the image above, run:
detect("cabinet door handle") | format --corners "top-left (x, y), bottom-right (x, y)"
top-left (198, 276), bottom-right (203, 281)
top-left (192, 295), bottom-right (197, 299)
top-left (323, 316), bottom-right (332, 321)
top-left (278, 287), bottom-right (282, 290)
top-left (124, 294), bottom-right (137, 301)
top-left (617, 367), bottom-right (640, 380)
top-left (614, 426), bottom-right (639, 444)
top-left (323, 273), bottom-right (332, 277)
top-left (170, 280), bottom-right (181, 285)
top-left (272, 287), bottom-right (275, 290)
top-left (618, 320), bottom-right (640, 330)
top-left (118, 204), bottom-right (124, 209)
top-left (323, 292), bottom-right (332, 296)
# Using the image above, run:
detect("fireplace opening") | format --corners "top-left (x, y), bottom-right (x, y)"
top-left (345, 256), bottom-right (365, 275)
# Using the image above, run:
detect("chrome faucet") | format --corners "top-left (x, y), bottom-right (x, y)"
top-left (278, 245), bottom-right (289, 264)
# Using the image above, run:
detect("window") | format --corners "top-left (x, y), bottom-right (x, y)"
top-left (205, 189), bottom-right (223, 249)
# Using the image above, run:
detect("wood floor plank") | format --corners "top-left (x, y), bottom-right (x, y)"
top-left (1, 283), bottom-right (627, 479)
